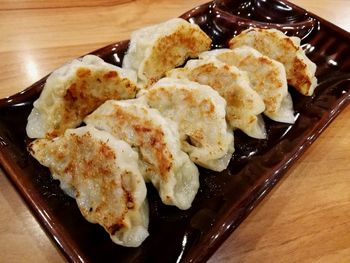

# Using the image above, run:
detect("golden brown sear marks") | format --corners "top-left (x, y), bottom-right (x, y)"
top-left (199, 47), bottom-right (295, 124)
top-left (291, 57), bottom-right (312, 95)
top-left (229, 28), bottom-right (317, 96)
top-left (86, 101), bottom-right (174, 181)
top-left (215, 48), bottom-right (286, 114)
top-left (142, 77), bottom-right (234, 171)
top-left (28, 126), bottom-right (148, 246)
top-left (123, 18), bottom-right (211, 86)
top-left (84, 99), bottom-right (199, 210)
top-left (144, 24), bottom-right (211, 84)
top-left (26, 55), bottom-right (140, 140)
top-left (50, 67), bottom-right (137, 138)
top-left (132, 122), bottom-right (172, 179)
top-left (167, 59), bottom-right (266, 138)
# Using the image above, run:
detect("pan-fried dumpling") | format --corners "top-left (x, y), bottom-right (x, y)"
top-left (26, 55), bottom-right (138, 139)
top-left (168, 59), bottom-right (266, 139)
top-left (28, 126), bottom-right (149, 247)
top-left (200, 47), bottom-right (295, 123)
top-left (85, 99), bottom-right (199, 210)
top-left (141, 77), bottom-right (234, 172)
top-left (122, 18), bottom-right (212, 86)
top-left (229, 28), bottom-right (317, 96)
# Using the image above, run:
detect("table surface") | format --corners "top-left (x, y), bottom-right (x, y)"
top-left (0, 0), bottom-right (349, 262)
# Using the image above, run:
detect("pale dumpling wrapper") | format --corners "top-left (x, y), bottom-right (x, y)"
top-left (229, 28), bottom-right (317, 96)
top-left (168, 58), bottom-right (266, 139)
top-left (200, 47), bottom-right (295, 124)
top-left (84, 99), bottom-right (199, 210)
top-left (26, 55), bottom-right (138, 139)
top-left (141, 77), bottom-right (234, 172)
top-left (122, 18), bottom-right (212, 86)
top-left (28, 126), bottom-right (149, 247)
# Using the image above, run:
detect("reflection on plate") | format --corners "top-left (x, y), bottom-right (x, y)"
top-left (0, 1), bottom-right (350, 262)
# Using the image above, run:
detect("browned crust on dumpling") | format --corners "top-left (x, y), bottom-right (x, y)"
top-left (109, 105), bottom-right (173, 180)
top-left (29, 131), bottom-right (138, 236)
top-left (229, 28), bottom-right (316, 96)
top-left (290, 56), bottom-right (312, 96)
top-left (142, 24), bottom-right (211, 84)
top-left (47, 68), bottom-right (138, 138)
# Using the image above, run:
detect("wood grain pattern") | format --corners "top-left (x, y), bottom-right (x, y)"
top-left (0, 0), bottom-right (134, 10)
top-left (0, 1), bottom-right (349, 262)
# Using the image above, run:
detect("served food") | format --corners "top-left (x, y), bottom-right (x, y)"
top-left (140, 77), bottom-right (234, 171)
top-left (84, 99), bottom-right (200, 210)
top-left (26, 18), bottom-right (318, 247)
top-left (168, 58), bottom-right (267, 139)
top-left (29, 126), bottom-right (149, 247)
top-left (26, 55), bottom-right (138, 139)
top-left (229, 28), bottom-right (317, 96)
top-left (122, 18), bottom-right (212, 86)
top-left (200, 47), bottom-right (295, 124)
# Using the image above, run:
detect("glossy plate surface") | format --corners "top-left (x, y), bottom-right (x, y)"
top-left (0, 1), bottom-right (350, 262)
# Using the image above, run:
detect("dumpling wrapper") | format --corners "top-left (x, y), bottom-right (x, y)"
top-left (26, 55), bottom-right (138, 139)
top-left (28, 126), bottom-right (149, 247)
top-left (168, 59), bottom-right (266, 139)
top-left (85, 99), bottom-right (199, 210)
top-left (122, 18), bottom-right (212, 86)
top-left (229, 28), bottom-right (317, 96)
top-left (200, 47), bottom-right (295, 124)
top-left (141, 77), bottom-right (234, 172)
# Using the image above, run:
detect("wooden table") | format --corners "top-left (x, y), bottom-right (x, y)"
top-left (0, 0), bottom-right (349, 262)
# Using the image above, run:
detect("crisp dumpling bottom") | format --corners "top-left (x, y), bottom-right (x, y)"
top-left (28, 126), bottom-right (149, 247)
top-left (265, 93), bottom-right (295, 124)
top-left (141, 77), bottom-right (234, 172)
top-left (85, 99), bottom-right (200, 210)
